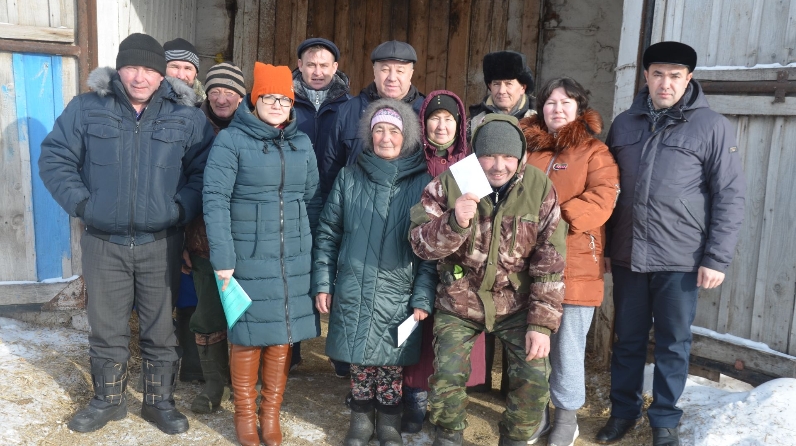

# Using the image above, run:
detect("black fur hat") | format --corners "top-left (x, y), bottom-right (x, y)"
top-left (482, 51), bottom-right (534, 89)
top-left (643, 41), bottom-right (697, 72)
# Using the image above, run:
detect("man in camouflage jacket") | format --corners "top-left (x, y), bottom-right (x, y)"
top-left (409, 114), bottom-right (566, 446)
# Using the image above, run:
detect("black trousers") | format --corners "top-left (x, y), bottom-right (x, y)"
top-left (82, 232), bottom-right (183, 364)
top-left (609, 264), bottom-right (699, 428)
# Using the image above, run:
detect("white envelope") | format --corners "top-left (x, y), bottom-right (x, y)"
top-left (397, 315), bottom-right (420, 347)
top-left (448, 153), bottom-right (493, 199)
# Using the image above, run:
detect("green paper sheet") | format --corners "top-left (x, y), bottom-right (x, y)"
top-left (215, 276), bottom-right (252, 329)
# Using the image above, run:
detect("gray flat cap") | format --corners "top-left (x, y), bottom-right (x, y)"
top-left (370, 40), bottom-right (417, 63)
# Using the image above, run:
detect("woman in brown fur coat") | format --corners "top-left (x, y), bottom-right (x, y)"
top-left (520, 77), bottom-right (619, 446)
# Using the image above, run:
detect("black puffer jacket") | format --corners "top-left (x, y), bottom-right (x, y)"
top-left (605, 81), bottom-right (745, 273)
top-left (39, 67), bottom-right (215, 246)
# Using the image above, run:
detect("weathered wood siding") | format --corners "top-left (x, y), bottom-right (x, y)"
top-left (0, 0), bottom-right (76, 43)
top-left (96, 0), bottom-right (197, 68)
top-left (233, 0), bottom-right (541, 108)
top-left (630, 0), bottom-right (796, 356)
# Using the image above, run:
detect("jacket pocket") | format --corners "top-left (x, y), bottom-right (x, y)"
top-left (86, 124), bottom-right (121, 166)
top-left (679, 198), bottom-right (706, 234)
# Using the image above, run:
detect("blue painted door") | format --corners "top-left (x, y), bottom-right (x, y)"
top-left (12, 53), bottom-right (71, 280)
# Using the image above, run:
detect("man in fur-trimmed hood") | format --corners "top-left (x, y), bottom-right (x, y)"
top-left (38, 33), bottom-right (215, 437)
top-left (468, 50), bottom-right (537, 140)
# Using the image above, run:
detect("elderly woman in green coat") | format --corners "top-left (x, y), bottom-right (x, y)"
top-left (203, 63), bottom-right (322, 446)
top-left (312, 98), bottom-right (437, 446)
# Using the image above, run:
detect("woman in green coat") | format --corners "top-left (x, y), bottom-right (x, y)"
top-left (312, 99), bottom-right (437, 446)
top-left (203, 63), bottom-right (322, 446)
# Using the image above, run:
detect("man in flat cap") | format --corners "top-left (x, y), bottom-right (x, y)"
top-left (164, 37), bottom-right (205, 104)
top-left (290, 37), bottom-right (351, 371)
top-left (325, 40), bottom-right (425, 204)
top-left (468, 50), bottom-right (536, 140)
top-left (597, 41), bottom-right (745, 446)
top-left (38, 32), bottom-right (215, 435)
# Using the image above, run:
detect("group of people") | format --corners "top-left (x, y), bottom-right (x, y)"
top-left (37, 30), bottom-right (744, 446)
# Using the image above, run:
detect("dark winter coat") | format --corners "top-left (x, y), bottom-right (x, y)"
top-left (292, 69), bottom-right (351, 197)
top-left (323, 82), bottom-right (425, 198)
top-left (522, 110), bottom-right (620, 307)
top-left (203, 98), bottom-right (323, 347)
top-left (605, 81), bottom-right (745, 273)
top-left (419, 90), bottom-right (470, 177)
top-left (38, 67), bottom-right (214, 246)
top-left (467, 93), bottom-right (536, 141)
top-left (311, 100), bottom-right (437, 366)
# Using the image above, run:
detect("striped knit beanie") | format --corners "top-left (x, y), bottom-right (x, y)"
top-left (204, 62), bottom-right (246, 98)
top-left (164, 38), bottom-right (199, 71)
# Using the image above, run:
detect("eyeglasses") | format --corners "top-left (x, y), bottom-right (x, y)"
top-left (259, 95), bottom-right (293, 107)
top-left (208, 90), bottom-right (239, 100)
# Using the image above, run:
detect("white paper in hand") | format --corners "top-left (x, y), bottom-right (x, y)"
top-left (397, 315), bottom-right (420, 348)
top-left (448, 153), bottom-right (493, 199)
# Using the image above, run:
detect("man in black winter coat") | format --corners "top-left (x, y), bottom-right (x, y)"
top-left (597, 41), bottom-right (745, 446)
top-left (38, 33), bottom-right (214, 436)
top-left (324, 40), bottom-right (425, 199)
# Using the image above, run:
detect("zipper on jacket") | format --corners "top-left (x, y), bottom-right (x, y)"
top-left (586, 232), bottom-right (597, 263)
top-left (129, 121), bottom-right (141, 248)
top-left (275, 132), bottom-right (293, 345)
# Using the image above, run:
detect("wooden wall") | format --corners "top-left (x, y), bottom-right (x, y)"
top-left (233, 0), bottom-right (541, 108)
top-left (0, 1), bottom-right (80, 283)
top-left (96, 0), bottom-right (197, 68)
top-left (0, 0), bottom-right (76, 43)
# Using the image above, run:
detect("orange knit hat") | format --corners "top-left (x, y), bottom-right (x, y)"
top-left (250, 62), bottom-right (295, 107)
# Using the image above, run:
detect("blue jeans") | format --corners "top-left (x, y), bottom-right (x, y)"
top-left (609, 264), bottom-right (698, 428)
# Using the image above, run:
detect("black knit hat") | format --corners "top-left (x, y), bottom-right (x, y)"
top-left (164, 38), bottom-right (200, 71)
top-left (297, 37), bottom-right (340, 61)
top-left (205, 62), bottom-right (246, 97)
top-left (116, 33), bottom-right (166, 75)
top-left (424, 94), bottom-right (460, 123)
top-left (482, 50), bottom-right (534, 89)
top-left (643, 41), bottom-right (697, 72)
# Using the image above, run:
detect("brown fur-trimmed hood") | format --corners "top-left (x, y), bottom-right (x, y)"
top-left (520, 108), bottom-right (603, 154)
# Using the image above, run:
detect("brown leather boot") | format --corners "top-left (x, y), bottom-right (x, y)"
top-left (230, 344), bottom-right (262, 446)
top-left (259, 344), bottom-right (292, 446)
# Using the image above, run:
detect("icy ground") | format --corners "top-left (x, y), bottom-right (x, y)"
top-left (1, 316), bottom-right (795, 445)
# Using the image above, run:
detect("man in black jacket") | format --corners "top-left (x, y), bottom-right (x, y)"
top-left (597, 41), bottom-right (745, 446)
top-left (38, 33), bottom-right (214, 435)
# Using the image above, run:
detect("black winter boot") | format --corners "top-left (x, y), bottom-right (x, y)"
top-left (176, 306), bottom-right (203, 382)
top-left (652, 427), bottom-right (680, 446)
top-left (190, 335), bottom-right (230, 414)
top-left (432, 425), bottom-right (463, 446)
top-left (401, 386), bottom-right (427, 433)
top-left (548, 408), bottom-right (578, 446)
top-left (376, 402), bottom-right (403, 446)
top-left (141, 359), bottom-right (189, 434)
top-left (344, 398), bottom-right (375, 446)
top-left (67, 358), bottom-right (128, 432)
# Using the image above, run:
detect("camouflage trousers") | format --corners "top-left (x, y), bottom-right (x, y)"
top-left (429, 311), bottom-right (551, 439)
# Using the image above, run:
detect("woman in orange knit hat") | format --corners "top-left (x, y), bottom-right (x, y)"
top-left (203, 62), bottom-right (322, 446)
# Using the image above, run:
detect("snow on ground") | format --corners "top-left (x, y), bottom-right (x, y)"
top-left (643, 364), bottom-right (796, 445)
top-left (3, 316), bottom-right (796, 445)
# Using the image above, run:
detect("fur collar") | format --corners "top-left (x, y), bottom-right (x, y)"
top-left (86, 66), bottom-right (197, 107)
top-left (520, 109), bottom-right (603, 153)
top-left (358, 98), bottom-right (422, 158)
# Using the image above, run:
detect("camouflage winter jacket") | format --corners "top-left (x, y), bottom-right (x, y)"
top-left (409, 149), bottom-right (567, 335)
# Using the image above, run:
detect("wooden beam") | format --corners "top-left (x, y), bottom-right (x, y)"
top-left (704, 95), bottom-right (796, 116)
top-left (0, 23), bottom-right (74, 43)
top-left (690, 332), bottom-right (796, 380)
top-left (694, 67), bottom-right (796, 82)
top-left (0, 279), bottom-right (78, 306)
top-left (0, 39), bottom-right (81, 57)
